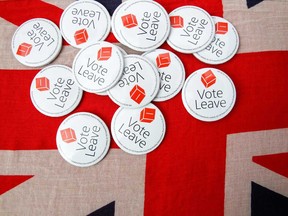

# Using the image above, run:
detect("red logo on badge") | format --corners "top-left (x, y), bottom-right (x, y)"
top-left (156, 53), bottom-right (171, 68)
top-left (121, 14), bottom-right (138, 28)
top-left (170, 16), bottom-right (184, 28)
top-left (60, 128), bottom-right (77, 143)
top-left (201, 70), bottom-right (216, 88)
top-left (97, 47), bottom-right (112, 61)
top-left (16, 42), bottom-right (32, 57)
top-left (130, 85), bottom-right (146, 104)
top-left (35, 77), bottom-right (50, 91)
top-left (74, 29), bottom-right (88, 45)
top-left (215, 22), bottom-right (228, 34)
top-left (140, 108), bottom-right (156, 123)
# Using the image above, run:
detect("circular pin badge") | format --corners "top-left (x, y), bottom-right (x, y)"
top-left (142, 49), bottom-right (185, 101)
top-left (56, 112), bottom-right (110, 167)
top-left (72, 41), bottom-right (124, 93)
top-left (30, 65), bottom-right (83, 117)
top-left (111, 0), bottom-right (170, 52)
top-left (108, 54), bottom-right (160, 108)
top-left (60, 0), bottom-right (111, 48)
top-left (167, 6), bottom-right (215, 53)
top-left (94, 45), bottom-right (127, 96)
top-left (111, 103), bottom-right (166, 155)
top-left (193, 16), bottom-right (239, 64)
top-left (182, 68), bottom-right (236, 121)
top-left (11, 18), bottom-right (62, 67)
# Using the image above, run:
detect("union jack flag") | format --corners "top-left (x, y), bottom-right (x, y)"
top-left (0, 0), bottom-right (287, 215)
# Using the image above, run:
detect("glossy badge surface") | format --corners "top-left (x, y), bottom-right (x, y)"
top-left (30, 65), bottom-right (83, 117)
top-left (182, 68), bottom-right (236, 121)
top-left (167, 6), bottom-right (215, 53)
top-left (111, 0), bottom-right (170, 52)
top-left (108, 54), bottom-right (160, 108)
top-left (142, 49), bottom-right (185, 101)
top-left (193, 16), bottom-right (239, 64)
top-left (72, 41), bottom-right (124, 93)
top-left (12, 18), bottom-right (62, 67)
top-left (111, 103), bottom-right (166, 155)
top-left (56, 112), bottom-right (110, 167)
top-left (60, 0), bottom-right (111, 48)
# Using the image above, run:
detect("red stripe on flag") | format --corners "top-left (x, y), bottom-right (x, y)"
top-left (253, 153), bottom-right (288, 178)
top-left (155, 0), bottom-right (223, 16)
top-left (0, 175), bottom-right (33, 195)
top-left (144, 51), bottom-right (288, 216)
top-left (0, 0), bottom-right (62, 27)
top-left (106, 32), bottom-right (118, 43)
top-left (0, 70), bottom-right (119, 150)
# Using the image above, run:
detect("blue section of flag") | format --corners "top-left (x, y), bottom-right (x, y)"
top-left (94, 0), bottom-right (122, 15)
top-left (247, 0), bottom-right (264, 8)
top-left (251, 182), bottom-right (288, 216)
top-left (87, 201), bottom-right (115, 216)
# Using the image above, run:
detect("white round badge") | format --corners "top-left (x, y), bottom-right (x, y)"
top-left (167, 6), bottom-right (215, 53)
top-left (30, 65), bottom-right (83, 117)
top-left (11, 18), bottom-right (62, 67)
top-left (182, 68), bottom-right (236, 121)
top-left (60, 0), bottom-right (111, 48)
top-left (142, 49), bottom-right (185, 101)
top-left (94, 44), bottom-right (127, 96)
top-left (111, 103), bottom-right (166, 155)
top-left (111, 0), bottom-right (170, 52)
top-left (72, 41), bottom-right (124, 93)
top-left (193, 16), bottom-right (239, 64)
top-left (108, 54), bottom-right (160, 108)
top-left (56, 112), bottom-right (110, 167)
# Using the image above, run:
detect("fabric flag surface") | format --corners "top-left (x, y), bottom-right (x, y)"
top-left (0, 0), bottom-right (287, 215)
